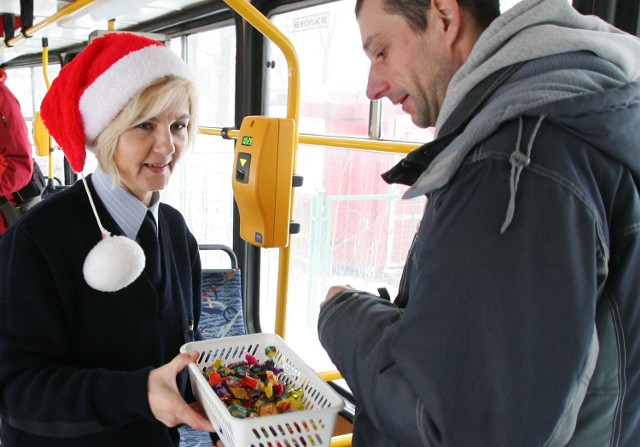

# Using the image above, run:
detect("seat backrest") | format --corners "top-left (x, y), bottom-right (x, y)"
top-left (198, 244), bottom-right (245, 339)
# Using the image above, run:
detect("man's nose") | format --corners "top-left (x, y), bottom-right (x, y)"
top-left (365, 66), bottom-right (390, 101)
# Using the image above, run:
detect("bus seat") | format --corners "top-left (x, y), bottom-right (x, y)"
top-left (179, 244), bottom-right (245, 447)
top-left (197, 243), bottom-right (245, 339)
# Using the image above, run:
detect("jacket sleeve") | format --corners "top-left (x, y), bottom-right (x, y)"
top-left (319, 292), bottom-right (426, 446)
top-left (319, 123), bottom-right (604, 446)
top-left (0, 83), bottom-right (33, 197)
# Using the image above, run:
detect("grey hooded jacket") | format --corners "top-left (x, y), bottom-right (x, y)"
top-left (318, 0), bottom-right (640, 445)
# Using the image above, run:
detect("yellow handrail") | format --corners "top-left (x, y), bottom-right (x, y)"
top-left (317, 370), bottom-right (342, 382)
top-left (42, 40), bottom-right (54, 181)
top-left (331, 434), bottom-right (353, 446)
top-left (198, 126), bottom-right (418, 155)
top-left (0, 0), bottom-right (98, 51)
top-left (223, 0), bottom-right (301, 340)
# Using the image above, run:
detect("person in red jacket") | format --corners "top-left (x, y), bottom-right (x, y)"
top-left (0, 68), bottom-right (34, 234)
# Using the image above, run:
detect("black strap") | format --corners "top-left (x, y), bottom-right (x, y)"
top-left (377, 287), bottom-right (391, 301)
top-left (13, 160), bottom-right (46, 204)
top-left (0, 198), bottom-right (22, 227)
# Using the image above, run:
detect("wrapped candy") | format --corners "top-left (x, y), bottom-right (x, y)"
top-left (203, 347), bottom-right (304, 419)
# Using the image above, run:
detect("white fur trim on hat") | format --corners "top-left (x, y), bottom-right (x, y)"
top-left (79, 44), bottom-right (193, 144)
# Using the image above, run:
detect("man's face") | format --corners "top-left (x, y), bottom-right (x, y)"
top-left (358, 0), bottom-right (459, 128)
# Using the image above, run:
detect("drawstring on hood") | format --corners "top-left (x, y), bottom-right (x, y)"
top-left (501, 114), bottom-right (546, 233)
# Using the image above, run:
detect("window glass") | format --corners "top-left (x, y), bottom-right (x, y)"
top-left (267, 0), bottom-right (432, 143)
top-left (161, 28), bottom-right (237, 249)
top-left (266, 0), bottom-right (426, 371)
top-left (5, 68), bottom-right (33, 117)
top-left (260, 144), bottom-right (425, 371)
top-left (5, 65), bottom-right (67, 186)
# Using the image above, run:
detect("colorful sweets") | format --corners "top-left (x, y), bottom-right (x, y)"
top-left (203, 346), bottom-right (305, 418)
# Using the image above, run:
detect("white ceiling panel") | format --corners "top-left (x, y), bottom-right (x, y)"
top-left (0, 0), bottom-right (210, 64)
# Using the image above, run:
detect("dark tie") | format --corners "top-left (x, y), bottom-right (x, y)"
top-left (137, 210), bottom-right (162, 289)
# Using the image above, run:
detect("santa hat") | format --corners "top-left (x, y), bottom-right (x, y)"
top-left (40, 32), bottom-right (193, 292)
top-left (41, 32), bottom-right (192, 173)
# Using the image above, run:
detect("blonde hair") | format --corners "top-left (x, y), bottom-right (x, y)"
top-left (93, 76), bottom-right (198, 181)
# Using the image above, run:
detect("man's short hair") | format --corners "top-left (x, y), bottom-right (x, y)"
top-left (355, 0), bottom-right (501, 33)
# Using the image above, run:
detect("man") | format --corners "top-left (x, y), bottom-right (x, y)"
top-left (318, 0), bottom-right (640, 445)
top-left (0, 68), bottom-right (35, 234)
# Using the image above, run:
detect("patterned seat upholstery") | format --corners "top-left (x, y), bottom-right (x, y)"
top-left (197, 244), bottom-right (244, 339)
top-left (179, 244), bottom-right (244, 446)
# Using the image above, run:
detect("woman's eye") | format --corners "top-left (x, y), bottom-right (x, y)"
top-left (136, 122), bottom-right (153, 130)
top-left (172, 122), bottom-right (187, 130)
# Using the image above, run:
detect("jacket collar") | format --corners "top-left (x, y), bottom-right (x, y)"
top-left (382, 63), bottom-right (522, 188)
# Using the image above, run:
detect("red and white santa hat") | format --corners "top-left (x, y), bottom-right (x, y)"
top-left (40, 32), bottom-right (193, 293)
top-left (41, 32), bottom-right (193, 173)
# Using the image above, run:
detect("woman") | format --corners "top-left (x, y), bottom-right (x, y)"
top-left (0, 33), bottom-right (217, 446)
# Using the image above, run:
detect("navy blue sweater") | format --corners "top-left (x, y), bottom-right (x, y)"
top-left (0, 176), bottom-right (202, 446)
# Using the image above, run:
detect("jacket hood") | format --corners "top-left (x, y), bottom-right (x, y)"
top-left (529, 81), bottom-right (640, 182)
top-left (438, 0), bottom-right (640, 130)
top-left (400, 0), bottom-right (640, 199)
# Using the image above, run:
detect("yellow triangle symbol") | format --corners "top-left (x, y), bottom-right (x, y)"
top-left (240, 158), bottom-right (247, 167)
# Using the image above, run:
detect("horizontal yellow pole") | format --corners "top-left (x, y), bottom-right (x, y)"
top-left (198, 127), bottom-right (238, 138)
top-left (0, 0), bottom-right (98, 50)
top-left (198, 126), bottom-right (418, 154)
top-left (301, 133), bottom-right (417, 154)
top-left (318, 370), bottom-right (343, 382)
top-left (331, 434), bottom-right (353, 446)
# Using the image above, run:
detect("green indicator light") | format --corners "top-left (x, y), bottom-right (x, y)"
top-left (242, 136), bottom-right (254, 146)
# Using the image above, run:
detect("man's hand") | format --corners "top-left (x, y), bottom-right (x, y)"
top-left (147, 351), bottom-right (215, 432)
top-left (321, 284), bottom-right (356, 308)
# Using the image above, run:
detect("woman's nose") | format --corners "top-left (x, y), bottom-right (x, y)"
top-left (154, 126), bottom-right (175, 154)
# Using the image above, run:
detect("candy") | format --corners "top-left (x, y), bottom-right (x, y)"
top-left (240, 373), bottom-right (260, 390)
top-left (265, 345), bottom-right (277, 358)
top-left (209, 371), bottom-right (223, 387)
top-left (203, 350), bottom-right (304, 419)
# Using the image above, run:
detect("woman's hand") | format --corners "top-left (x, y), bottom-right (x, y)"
top-left (147, 351), bottom-right (214, 432)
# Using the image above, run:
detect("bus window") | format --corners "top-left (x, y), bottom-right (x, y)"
top-left (161, 28), bottom-right (237, 248)
top-left (5, 65), bottom-right (66, 185)
top-left (265, 0), bottom-right (427, 371)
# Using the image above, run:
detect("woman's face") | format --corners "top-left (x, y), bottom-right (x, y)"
top-left (113, 96), bottom-right (190, 206)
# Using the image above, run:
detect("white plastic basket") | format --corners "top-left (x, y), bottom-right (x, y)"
top-left (181, 333), bottom-right (344, 447)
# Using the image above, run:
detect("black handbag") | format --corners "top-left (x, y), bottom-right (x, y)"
top-left (13, 160), bottom-right (46, 204)
top-left (1, 160), bottom-right (46, 227)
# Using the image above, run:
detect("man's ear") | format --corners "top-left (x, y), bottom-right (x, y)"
top-left (430, 0), bottom-right (462, 47)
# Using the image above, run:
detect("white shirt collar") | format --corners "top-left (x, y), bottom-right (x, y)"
top-left (91, 167), bottom-right (160, 240)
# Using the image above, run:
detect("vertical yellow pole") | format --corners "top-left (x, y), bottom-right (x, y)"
top-left (41, 40), bottom-right (54, 181)
top-left (223, 0), bottom-right (300, 339)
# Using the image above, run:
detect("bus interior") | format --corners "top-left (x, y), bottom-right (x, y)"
top-left (0, 0), bottom-right (639, 445)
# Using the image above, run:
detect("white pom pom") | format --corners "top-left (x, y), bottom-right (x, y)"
top-left (83, 235), bottom-right (145, 292)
